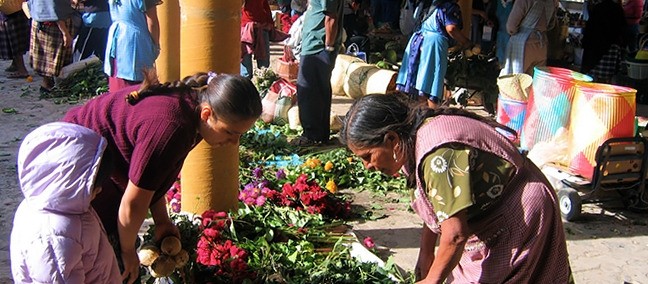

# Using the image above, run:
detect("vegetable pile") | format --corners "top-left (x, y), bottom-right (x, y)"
top-left (41, 61), bottom-right (108, 104)
top-left (144, 120), bottom-right (412, 283)
top-left (139, 236), bottom-right (190, 278)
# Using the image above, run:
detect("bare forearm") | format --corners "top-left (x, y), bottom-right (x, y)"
top-left (422, 211), bottom-right (469, 283)
top-left (424, 234), bottom-right (466, 282)
top-left (150, 196), bottom-right (172, 225)
top-left (447, 25), bottom-right (471, 48)
top-left (56, 20), bottom-right (70, 36)
top-left (118, 182), bottom-right (154, 253)
top-left (146, 7), bottom-right (160, 46)
top-left (416, 225), bottom-right (438, 280)
top-left (324, 13), bottom-right (339, 47)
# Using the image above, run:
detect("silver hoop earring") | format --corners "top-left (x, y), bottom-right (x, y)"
top-left (393, 151), bottom-right (398, 162)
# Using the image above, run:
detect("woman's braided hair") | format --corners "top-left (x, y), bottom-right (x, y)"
top-left (125, 70), bottom-right (262, 122)
top-left (126, 72), bottom-right (210, 104)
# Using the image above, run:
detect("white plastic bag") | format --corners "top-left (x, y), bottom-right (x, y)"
top-left (527, 127), bottom-right (570, 168)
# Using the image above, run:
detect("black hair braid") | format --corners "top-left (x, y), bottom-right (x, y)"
top-left (125, 72), bottom-right (210, 105)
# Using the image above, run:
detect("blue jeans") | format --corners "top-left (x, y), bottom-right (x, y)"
top-left (240, 29), bottom-right (270, 78)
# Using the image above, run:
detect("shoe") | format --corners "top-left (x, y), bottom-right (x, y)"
top-left (39, 86), bottom-right (52, 96)
top-left (289, 136), bottom-right (319, 147)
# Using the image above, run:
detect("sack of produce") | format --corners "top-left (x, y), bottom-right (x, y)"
top-left (331, 54), bottom-right (365, 96)
top-left (343, 62), bottom-right (397, 99)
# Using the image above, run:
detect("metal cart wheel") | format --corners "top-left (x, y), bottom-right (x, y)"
top-left (558, 188), bottom-right (582, 221)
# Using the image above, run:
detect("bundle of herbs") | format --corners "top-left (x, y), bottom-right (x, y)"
top-left (239, 121), bottom-right (408, 198)
top-left (141, 205), bottom-right (411, 283)
top-left (41, 61), bottom-right (108, 104)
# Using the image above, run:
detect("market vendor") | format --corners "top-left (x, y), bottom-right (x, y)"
top-left (61, 72), bottom-right (262, 284)
top-left (500, 0), bottom-right (557, 76)
top-left (340, 94), bottom-right (572, 283)
top-left (395, 0), bottom-right (472, 108)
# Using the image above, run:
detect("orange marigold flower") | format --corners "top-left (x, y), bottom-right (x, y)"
top-left (326, 180), bottom-right (338, 193)
top-left (324, 161), bottom-right (334, 171)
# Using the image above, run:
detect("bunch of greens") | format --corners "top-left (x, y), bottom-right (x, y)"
top-left (42, 61), bottom-right (108, 104)
top-left (141, 205), bottom-right (412, 283)
top-left (296, 148), bottom-right (408, 196)
top-left (238, 121), bottom-right (408, 198)
top-left (253, 67), bottom-right (281, 94)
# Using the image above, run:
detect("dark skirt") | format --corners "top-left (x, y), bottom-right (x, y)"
top-left (29, 19), bottom-right (76, 77)
top-left (74, 26), bottom-right (109, 60)
top-left (0, 11), bottom-right (30, 59)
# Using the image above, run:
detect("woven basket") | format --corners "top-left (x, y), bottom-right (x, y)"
top-left (273, 58), bottom-right (298, 81)
top-left (497, 73), bottom-right (532, 101)
top-left (0, 0), bottom-right (24, 15)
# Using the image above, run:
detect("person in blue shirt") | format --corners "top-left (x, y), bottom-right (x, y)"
top-left (104, 0), bottom-right (161, 92)
top-left (396, 0), bottom-right (472, 108)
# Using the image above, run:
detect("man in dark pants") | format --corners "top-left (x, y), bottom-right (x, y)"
top-left (291, 0), bottom-right (344, 146)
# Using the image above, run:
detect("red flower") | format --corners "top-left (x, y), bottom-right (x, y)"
top-left (203, 228), bottom-right (220, 239)
top-left (363, 237), bottom-right (375, 249)
top-left (282, 183), bottom-right (297, 198)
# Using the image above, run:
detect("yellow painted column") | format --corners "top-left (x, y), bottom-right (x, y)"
top-left (458, 0), bottom-right (472, 39)
top-left (156, 0), bottom-right (181, 82)
top-left (179, 0), bottom-right (241, 215)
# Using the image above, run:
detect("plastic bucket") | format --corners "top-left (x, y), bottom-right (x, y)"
top-left (496, 96), bottom-right (527, 144)
top-left (520, 67), bottom-right (593, 150)
top-left (568, 83), bottom-right (637, 180)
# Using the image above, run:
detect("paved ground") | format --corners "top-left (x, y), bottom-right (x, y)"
top-left (0, 50), bottom-right (647, 283)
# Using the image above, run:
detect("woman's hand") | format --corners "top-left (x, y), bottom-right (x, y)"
top-left (415, 225), bottom-right (438, 281)
top-left (56, 20), bottom-right (73, 47)
top-left (154, 219), bottom-right (180, 242)
top-left (150, 195), bottom-right (180, 242)
top-left (120, 249), bottom-right (140, 284)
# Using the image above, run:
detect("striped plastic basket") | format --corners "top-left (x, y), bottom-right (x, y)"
top-left (568, 83), bottom-right (637, 180)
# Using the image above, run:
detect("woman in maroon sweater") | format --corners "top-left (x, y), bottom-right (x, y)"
top-left (62, 72), bottom-right (262, 283)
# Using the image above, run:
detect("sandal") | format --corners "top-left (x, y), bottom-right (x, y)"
top-left (6, 71), bottom-right (29, 79)
top-left (289, 136), bottom-right (319, 147)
